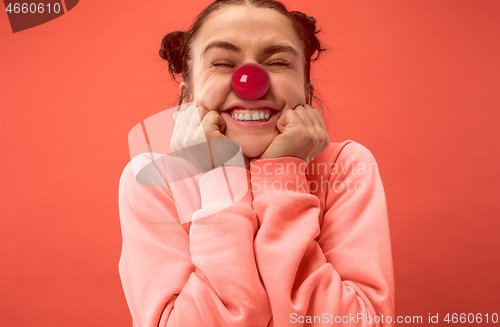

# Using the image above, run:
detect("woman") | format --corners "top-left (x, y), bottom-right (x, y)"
top-left (118, 0), bottom-right (395, 326)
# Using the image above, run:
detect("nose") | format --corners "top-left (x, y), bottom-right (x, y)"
top-left (231, 62), bottom-right (270, 100)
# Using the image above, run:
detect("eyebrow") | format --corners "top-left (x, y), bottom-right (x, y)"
top-left (202, 41), bottom-right (299, 58)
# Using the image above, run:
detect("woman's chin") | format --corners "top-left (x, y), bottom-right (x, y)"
top-left (239, 142), bottom-right (271, 159)
top-left (225, 133), bottom-right (275, 160)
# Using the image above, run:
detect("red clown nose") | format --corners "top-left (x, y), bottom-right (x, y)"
top-left (231, 63), bottom-right (270, 100)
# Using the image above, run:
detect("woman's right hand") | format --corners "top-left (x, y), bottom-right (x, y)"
top-left (171, 105), bottom-right (247, 172)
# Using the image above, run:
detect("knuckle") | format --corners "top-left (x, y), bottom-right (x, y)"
top-left (317, 130), bottom-right (326, 142)
top-left (294, 105), bottom-right (305, 113)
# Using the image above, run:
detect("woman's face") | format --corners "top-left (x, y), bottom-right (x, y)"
top-left (182, 5), bottom-right (308, 158)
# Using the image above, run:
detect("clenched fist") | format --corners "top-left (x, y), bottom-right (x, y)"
top-left (170, 105), bottom-right (247, 171)
top-left (259, 104), bottom-right (329, 163)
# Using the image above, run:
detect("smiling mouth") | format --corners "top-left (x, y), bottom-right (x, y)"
top-left (227, 107), bottom-right (275, 122)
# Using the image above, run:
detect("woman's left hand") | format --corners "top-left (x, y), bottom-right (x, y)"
top-left (258, 104), bottom-right (329, 163)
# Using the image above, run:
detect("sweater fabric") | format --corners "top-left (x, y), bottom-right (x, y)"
top-left (118, 140), bottom-right (395, 327)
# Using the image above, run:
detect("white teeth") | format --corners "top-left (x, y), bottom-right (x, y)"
top-left (231, 110), bottom-right (272, 121)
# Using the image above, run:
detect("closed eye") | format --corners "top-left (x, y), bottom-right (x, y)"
top-left (266, 60), bottom-right (290, 67)
top-left (212, 60), bottom-right (235, 68)
top-left (212, 59), bottom-right (290, 68)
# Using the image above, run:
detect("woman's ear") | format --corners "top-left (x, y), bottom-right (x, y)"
top-left (308, 81), bottom-right (315, 105)
top-left (179, 81), bottom-right (191, 103)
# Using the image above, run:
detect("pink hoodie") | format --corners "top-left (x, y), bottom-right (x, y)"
top-left (118, 140), bottom-right (395, 326)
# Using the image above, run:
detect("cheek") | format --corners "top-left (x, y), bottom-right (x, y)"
top-left (270, 74), bottom-right (306, 105)
top-left (193, 73), bottom-right (232, 107)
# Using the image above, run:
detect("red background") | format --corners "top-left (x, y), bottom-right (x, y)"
top-left (1, 0), bottom-right (499, 326)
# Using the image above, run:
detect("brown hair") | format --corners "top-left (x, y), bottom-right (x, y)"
top-left (159, 0), bottom-right (325, 106)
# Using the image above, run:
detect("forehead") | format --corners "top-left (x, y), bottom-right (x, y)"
top-left (192, 5), bottom-right (303, 57)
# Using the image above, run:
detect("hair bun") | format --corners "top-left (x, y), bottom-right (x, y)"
top-left (160, 31), bottom-right (186, 75)
top-left (290, 11), bottom-right (323, 61)
top-left (290, 11), bottom-right (317, 33)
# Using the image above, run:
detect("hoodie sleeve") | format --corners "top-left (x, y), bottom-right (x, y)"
top-left (118, 155), bottom-right (272, 327)
top-left (250, 141), bottom-right (395, 326)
